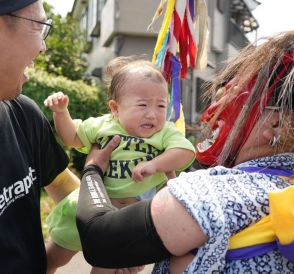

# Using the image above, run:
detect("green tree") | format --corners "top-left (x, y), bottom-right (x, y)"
top-left (36, 2), bottom-right (87, 80)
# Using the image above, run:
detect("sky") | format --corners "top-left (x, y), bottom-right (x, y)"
top-left (45, 0), bottom-right (294, 41)
top-left (247, 0), bottom-right (294, 42)
top-left (45, 0), bottom-right (74, 17)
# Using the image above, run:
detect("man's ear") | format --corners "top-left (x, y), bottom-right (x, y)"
top-left (108, 100), bottom-right (118, 116)
top-left (262, 111), bottom-right (280, 143)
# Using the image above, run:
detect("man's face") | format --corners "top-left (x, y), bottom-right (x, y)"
top-left (0, 1), bottom-right (46, 100)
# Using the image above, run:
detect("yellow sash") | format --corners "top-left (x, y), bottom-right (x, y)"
top-left (229, 177), bottom-right (294, 250)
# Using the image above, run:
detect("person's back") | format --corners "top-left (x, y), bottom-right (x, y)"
top-left (75, 31), bottom-right (294, 274)
top-left (158, 158), bottom-right (294, 273)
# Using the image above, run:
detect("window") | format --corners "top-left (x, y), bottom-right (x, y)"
top-left (97, 0), bottom-right (106, 21)
top-left (88, 0), bottom-right (97, 35)
top-left (195, 77), bottom-right (208, 113)
top-left (80, 7), bottom-right (88, 38)
top-left (217, 0), bottom-right (226, 13)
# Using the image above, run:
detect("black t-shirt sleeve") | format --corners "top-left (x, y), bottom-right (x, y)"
top-left (16, 95), bottom-right (69, 186)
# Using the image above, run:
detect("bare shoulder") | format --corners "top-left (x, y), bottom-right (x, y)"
top-left (151, 187), bottom-right (208, 256)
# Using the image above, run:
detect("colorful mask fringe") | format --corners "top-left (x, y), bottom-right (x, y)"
top-left (149, 0), bottom-right (209, 134)
top-left (197, 51), bottom-right (294, 167)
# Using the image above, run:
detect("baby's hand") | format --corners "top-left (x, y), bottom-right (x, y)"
top-left (132, 161), bottom-right (156, 182)
top-left (44, 91), bottom-right (69, 113)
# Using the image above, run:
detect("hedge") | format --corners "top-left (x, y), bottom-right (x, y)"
top-left (23, 68), bottom-right (108, 122)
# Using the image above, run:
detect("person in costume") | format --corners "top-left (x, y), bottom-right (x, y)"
top-left (76, 31), bottom-right (294, 273)
top-left (44, 57), bottom-right (195, 274)
top-left (0, 1), bottom-right (82, 273)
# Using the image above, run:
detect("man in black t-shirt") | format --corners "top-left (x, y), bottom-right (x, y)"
top-left (0, 1), bottom-right (80, 273)
top-left (0, 1), bottom-right (144, 273)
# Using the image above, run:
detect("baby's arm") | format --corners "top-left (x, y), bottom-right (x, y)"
top-left (132, 148), bottom-right (194, 182)
top-left (44, 92), bottom-right (83, 148)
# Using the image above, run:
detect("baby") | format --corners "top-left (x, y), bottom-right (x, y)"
top-left (44, 57), bottom-right (195, 274)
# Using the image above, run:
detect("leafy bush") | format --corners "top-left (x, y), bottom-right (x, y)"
top-left (40, 190), bottom-right (55, 240)
top-left (23, 69), bottom-right (108, 121)
top-left (36, 2), bottom-right (88, 80)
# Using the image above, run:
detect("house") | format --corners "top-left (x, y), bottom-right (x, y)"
top-left (70, 0), bottom-right (260, 124)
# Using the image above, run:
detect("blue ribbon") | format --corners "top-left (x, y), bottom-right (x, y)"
top-left (155, 29), bottom-right (170, 68)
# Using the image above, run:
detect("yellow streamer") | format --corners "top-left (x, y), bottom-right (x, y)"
top-left (175, 104), bottom-right (186, 135)
top-left (152, 0), bottom-right (175, 63)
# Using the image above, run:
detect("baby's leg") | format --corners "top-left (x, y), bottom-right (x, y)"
top-left (110, 197), bottom-right (138, 208)
top-left (46, 240), bottom-right (77, 274)
top-left (169, 253), bottom-right (194, 274)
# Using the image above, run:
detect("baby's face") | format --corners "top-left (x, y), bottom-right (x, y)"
top-left (111, 78), bottom-right (168, 138)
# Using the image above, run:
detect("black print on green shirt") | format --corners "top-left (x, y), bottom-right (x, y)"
top-left (102, 135), bottom-right (163, 180)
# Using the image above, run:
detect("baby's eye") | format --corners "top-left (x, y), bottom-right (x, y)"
top-left (138, 104), bottom-right (147, 107)
top-left (158, 105), bottom-right (166, 108)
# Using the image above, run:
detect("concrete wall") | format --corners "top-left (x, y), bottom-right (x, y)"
top-left (100, 0), bottom-right (161, 46)
top-left (71, 0), bottom-right (254, 124)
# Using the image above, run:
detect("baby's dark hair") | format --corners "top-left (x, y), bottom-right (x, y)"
top-left (104, 56), bottom-right (167, 101)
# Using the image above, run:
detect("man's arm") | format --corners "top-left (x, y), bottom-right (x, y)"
top-left (76, 135), bottom-right (207, 268)
top-left (77, 151), bottom-right (171, 268)
top-left (45, 168), bottom-right (80, 203)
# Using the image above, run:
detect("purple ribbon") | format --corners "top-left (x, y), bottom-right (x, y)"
top-left (277, 240), bottom-right (294, 262)
top-left (189, 0), bottom-right (194, 19)
top-left (226, 241), bottom-right (294, 262)
top-left (226, 242), bottom-right (277, 260)
top-left (171, 56), bottom-right (181, 121)
top-left (236, 166), bottom-right (294, 177)
top-left (192, 242), bottom-right (294, 262)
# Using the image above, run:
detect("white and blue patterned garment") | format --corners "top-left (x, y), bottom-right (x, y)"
top-left (153, 153), bottom-right (294, 273)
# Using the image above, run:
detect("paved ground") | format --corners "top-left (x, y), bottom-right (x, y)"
top-left (56, 252), bottom-right (154, 274)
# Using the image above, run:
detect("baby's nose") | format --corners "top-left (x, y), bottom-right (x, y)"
top-left (145, 110), bottom-right (156, 119)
